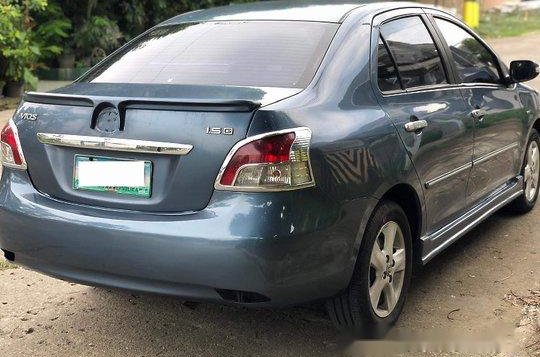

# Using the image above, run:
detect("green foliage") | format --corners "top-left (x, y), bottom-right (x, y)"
top-left (0, 259), bottom-right (16, 270)
top-left (53, 0), bottom-right (259, 61)
top-left (0, 1), bottom-right (40, 86)
top-left (20, 0), bottom-right (48, 11)
top-left (33, 2), bottom-right (72, 58)
top-left (57, 0), bottom-right (258, 42)
top-left (2, 39), bottom-right (40, 86)
top-left (0, 0), bottom-right (69, 89)
top-left (0, 3), bottom-right (20, 48)
top-left (74, 15), bottom-right (122, 60)
top-left (0, 0), bottom-right (262, 88)
top-left (114, 0), bottom-right (257, 40)
top-left (477, 10), bottom-right (540, 38)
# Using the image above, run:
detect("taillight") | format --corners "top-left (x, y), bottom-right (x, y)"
top-left (1, 119), bottom-right (27, 170)
top-left (215, 127), bottom-right (314, 191)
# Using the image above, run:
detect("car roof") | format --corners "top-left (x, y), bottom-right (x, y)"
top-left (163, 0), bottom-right (389, 25)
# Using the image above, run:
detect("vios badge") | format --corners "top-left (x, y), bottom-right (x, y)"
top-left (21, 112), bottom-right (38, 121)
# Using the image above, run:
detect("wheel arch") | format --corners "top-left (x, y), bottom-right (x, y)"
top-left (521, 117), bottom-right (540, 168)
top-left (379, 183), bottom-right (423, 266)
top-left (331, 183), bottom-right (421, 330)
top-left (350, 181), bottom-right (424, 278)
top-left (534, 117), bottom-right (540, 134)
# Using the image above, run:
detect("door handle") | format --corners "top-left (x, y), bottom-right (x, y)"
top-left (471, 109), bottom-right (486, 120)
top-left (404, 119), bottom-right (428, 133)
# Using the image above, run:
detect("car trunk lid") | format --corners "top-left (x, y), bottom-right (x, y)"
top-left (15, 83), bottom-right (300, 213)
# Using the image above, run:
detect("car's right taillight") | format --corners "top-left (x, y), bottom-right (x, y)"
top-left (215, 127), bottom-right (315, 192)
top-left (1, 119), bottom-right (27, 170)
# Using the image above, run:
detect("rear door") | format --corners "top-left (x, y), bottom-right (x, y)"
top-left (372, 11), bottom-right (474, 233)
top-left (430, 15), bottom-right (528, 204)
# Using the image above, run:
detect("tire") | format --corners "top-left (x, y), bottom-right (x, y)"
top-left (506, 129), bottom-right (540, 214)
top-left (326, 200), bottom-right (413, 338)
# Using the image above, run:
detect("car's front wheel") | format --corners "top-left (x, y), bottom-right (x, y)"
top-left (326, 201), bottom-right (413, 338)
top-left (507, 129), bottom-right (540, 213)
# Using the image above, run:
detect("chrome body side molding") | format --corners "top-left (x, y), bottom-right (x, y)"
top-left (421, 176), bottom-right (524, 264)
top-left (425, 162), bottom-right (472, 189)
top-left (424, 142), bottom-right (520, 189)
top-left (37, 133), bottom-right (193, 156)
top-left (474, 142), bottom-right (519, 165)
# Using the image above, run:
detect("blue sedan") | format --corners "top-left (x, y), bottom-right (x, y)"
top-left (1, 1), bottom-right (539, 336)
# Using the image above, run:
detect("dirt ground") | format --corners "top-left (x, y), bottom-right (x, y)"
top-left (0, 34), bottom-right (539, 356)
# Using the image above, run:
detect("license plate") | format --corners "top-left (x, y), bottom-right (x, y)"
top-left (73, 156), bottom-right (152, 198)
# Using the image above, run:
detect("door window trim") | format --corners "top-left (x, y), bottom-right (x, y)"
top-left (378, 34), bottom-right (404, 91)
top-left (372, 12), bottom-right (458, 97)
top-left (426, 12), bottom-right (508, 88)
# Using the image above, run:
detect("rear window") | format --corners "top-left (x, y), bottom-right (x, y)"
top-left (79, 21), bottom-right (338, 89)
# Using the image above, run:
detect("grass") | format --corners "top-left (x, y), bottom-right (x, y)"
top-left (0, 97), bottom-right (20, 111)
top-left (0, 259), bottom-right (16, 271)
top-left (477, 10), bottom-right (540, 38)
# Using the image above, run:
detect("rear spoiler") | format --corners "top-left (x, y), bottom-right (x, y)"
top-left (23, 92), bottom-right (261, 113)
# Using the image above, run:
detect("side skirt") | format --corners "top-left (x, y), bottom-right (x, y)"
top-left (421, 176), bottom-right (524, 264)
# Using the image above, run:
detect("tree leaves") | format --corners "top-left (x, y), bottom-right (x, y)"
top-left (0, 0), bottom-right (55, 86)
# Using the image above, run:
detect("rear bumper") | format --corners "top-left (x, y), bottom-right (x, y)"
top-left (0, 170), bottom-right (376, 306)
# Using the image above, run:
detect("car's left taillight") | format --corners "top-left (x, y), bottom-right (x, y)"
top-left (215, 127), bottom-right (315, 192)
top-left (1, 119), bottom-right (27, 170)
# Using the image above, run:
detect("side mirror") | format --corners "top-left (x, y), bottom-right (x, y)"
top-left (509, 60), bottom-right (539, 83)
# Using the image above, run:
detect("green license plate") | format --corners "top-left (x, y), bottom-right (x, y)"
top-left (73, 155), bottom-right (153, 198)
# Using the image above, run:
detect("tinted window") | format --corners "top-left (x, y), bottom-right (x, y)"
top-left (435, 18), bottom-right (501, 84)
top-left (80, 21), bottom-right (338, 88)
top-left (380, 16), bottom-right (447, 89)
top-left (377, 37), bottom-right (401, 92)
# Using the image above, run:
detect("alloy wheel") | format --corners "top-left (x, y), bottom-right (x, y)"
top-left (369, 221), bottom-right (406, 318)
top-left (524, 141), bottom-right (539, 202)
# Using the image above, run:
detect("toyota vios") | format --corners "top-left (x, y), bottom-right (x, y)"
top-left (1, 1), bottom-right (539, 336)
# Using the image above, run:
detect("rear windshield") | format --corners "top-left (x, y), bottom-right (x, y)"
top-left (79, 21), bottom-right (338, 88)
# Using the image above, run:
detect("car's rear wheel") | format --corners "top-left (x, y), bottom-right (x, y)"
top-left (326, 201), bottom-right (413, 338)
top-left (507, 129), bottom-right (539, 213)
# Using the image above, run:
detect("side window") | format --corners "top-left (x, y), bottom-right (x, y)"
top-left (377, 37), bottom-right (401, 92)
top-left (380, 16), bottom-right (447, 89)
top-left (435, 18), bottom-right (501, 84)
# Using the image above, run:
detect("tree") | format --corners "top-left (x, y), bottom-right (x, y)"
top-left (0, 0), bottom-right (49, 88)
top-left (1, 0), bottom-right (261, 87)
top-left (116, 0), bottom-right (257, 39)
top-left (56, 0), bottom-right (259, 64)
top-left (57, 0), bottom-right (258, 41)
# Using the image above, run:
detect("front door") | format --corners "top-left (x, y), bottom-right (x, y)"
top-left (432, 17), bottom-right (527, 204)
top-left (373, 14), bottom-right (474, 233)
